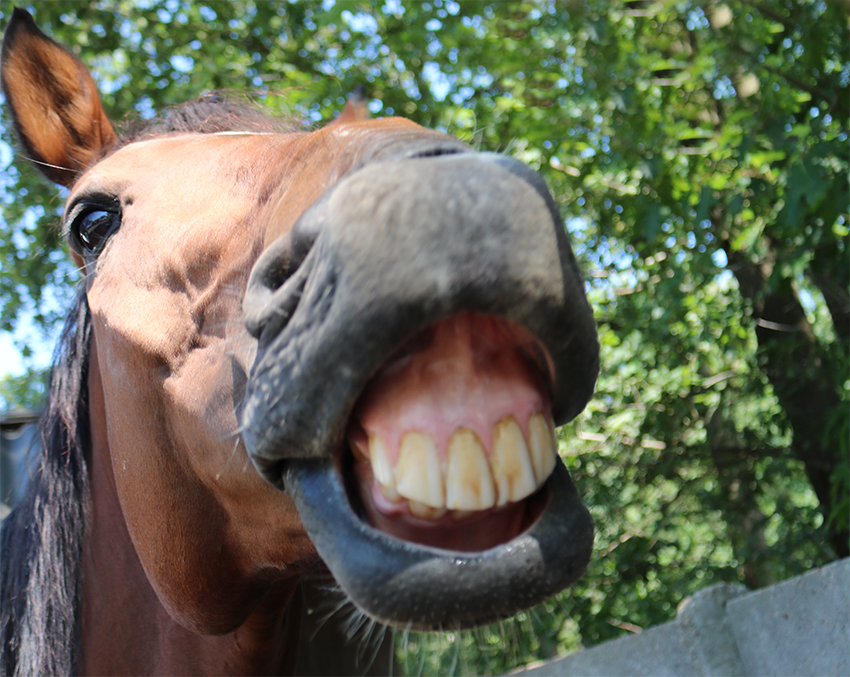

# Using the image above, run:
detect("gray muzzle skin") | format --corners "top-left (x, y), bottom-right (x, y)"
top-left (284, 457), bottom-right (594, 630)
top-left (242, 151), bottom-right (599, 628)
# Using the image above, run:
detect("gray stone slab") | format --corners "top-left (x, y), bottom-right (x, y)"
top-left (510, 560), bottom-right (849, 677)
top-left (726, 558), bottom-right (849, 677)
top-left (677, 582), bottom-right (749, 676)
top-left (515, 583), bottom-right (749, 677)
top-left (517, 620), bottom-right (696, 676)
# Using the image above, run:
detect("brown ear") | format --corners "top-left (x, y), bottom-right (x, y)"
top-left (327, 85), bottom-right (370, 127)
top-left (1, 8), bottom-right (116, 186)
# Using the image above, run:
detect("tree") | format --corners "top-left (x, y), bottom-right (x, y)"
top-left (0, 0), bottom-right (846, 673)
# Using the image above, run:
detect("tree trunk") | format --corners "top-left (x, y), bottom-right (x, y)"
top-left (724, 243), bottom-right (848, 558)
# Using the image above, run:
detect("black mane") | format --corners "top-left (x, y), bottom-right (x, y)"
top-left (0, 289), bottom-right (91, 675)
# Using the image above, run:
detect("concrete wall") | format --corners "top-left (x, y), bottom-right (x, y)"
top-left (0, 409), bottom-right (39, 508)
top-left (514, 558), bottom-right (849, 677)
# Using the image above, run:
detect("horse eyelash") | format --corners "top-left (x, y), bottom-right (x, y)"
top-left (19, 153), bottom-right (77, 174)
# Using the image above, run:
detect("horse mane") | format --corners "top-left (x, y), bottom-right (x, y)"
top-left (0, 289), bottom-right (91, 676)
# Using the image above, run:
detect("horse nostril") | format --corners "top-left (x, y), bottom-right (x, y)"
top-left (244, 230), bottom-right (315, 342)
top-left (408, 146), bottom-right (464, 160)
top-left (245, 189), bottom-right (331, 341)
top-left (257, 254), bottom-right (292, 294)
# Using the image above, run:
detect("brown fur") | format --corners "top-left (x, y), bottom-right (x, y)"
top-left (0, 9), bottom-right (116, 185)
top-left (0, 9), bottom-right (440, 674)
top-left (327, 87), bottom-right (371, 127)
top-left (70, 110), bottom-right (428, 677)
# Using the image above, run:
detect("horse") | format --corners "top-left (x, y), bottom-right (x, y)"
top-left (0, 8), bottom-right (599, 675)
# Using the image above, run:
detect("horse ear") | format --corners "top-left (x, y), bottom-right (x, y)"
top-left (328, 85), bottom-right (370, 127)
top-left (1, 8), bottom-right (116, 186)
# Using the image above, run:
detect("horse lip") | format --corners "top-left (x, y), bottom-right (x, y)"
top-left (282, 455), bottom-right (594, 629)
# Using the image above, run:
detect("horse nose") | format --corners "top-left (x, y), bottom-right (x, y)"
top-left (243, 152), bottom-right (598, 473)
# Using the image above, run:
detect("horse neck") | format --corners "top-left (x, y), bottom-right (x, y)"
top-left (81, 337), bottom-right (304, 675)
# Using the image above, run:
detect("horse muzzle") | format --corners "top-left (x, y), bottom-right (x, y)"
top-left (241, 151), bottom-right (599, 628)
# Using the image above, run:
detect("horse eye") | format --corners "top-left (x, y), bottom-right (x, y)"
top-left (72, 208), bottom-right (120, 255)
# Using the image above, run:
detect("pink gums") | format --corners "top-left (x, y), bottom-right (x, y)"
top-left (350, 311), bottom-right (550, 464)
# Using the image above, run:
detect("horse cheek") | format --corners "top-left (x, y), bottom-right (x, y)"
top-left (89, 291), bottom-right (312, 634)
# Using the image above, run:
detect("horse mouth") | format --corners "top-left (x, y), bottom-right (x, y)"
top-left (342, 311), bottom-right (555, 552)
top-left (241, 151), bottom-right (600, 628)
top-left (346, 456), bottom-right (549, 552)
top-left (275, 309), bottom-right (593, 629)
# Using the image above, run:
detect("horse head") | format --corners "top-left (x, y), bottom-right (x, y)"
top-left (1, 8), bottom-right (598, 673)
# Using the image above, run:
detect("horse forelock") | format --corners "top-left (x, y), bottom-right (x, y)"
top-left (0, 289), bottom-right (91, 676)
top-left (117, 94), bottom-right (299, 147)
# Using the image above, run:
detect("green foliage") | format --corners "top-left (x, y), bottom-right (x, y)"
top-left (0, 0), bottom-right (846, 673)
top-left (0, 367), bottom-right (48, 411)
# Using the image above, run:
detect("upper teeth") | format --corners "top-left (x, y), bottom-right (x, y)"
top-left (360, 412), bottom-right (557, 514)
top-left (397, 432), bottom-right (445, 508)
top-left (446, 428), bottom-right (496, 510)
top-left (491, 417), bottom-right (538, 507)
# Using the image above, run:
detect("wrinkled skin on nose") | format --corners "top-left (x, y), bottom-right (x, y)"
top-left (242, 151), bottom-right (598, 629)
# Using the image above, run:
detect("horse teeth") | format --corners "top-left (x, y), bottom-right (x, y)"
top-left (350, 437), bottom-right (369, 462)
top-left (379, 481), bottom-right (402, 503)
top-left (368, 434), bottom-right (395, 488)
top-left (491, 416), bottom-right (538, 506)
top-left (366, 412), bottom-right (556, 518)
top-left (528, 413), bottom-right (557, 484)
top-left (445, 428), bottom-right (496, 511)
top-left (408, 500), bottom-right (447, 519)
top-left (396, 432), bottom-right (445, 508)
